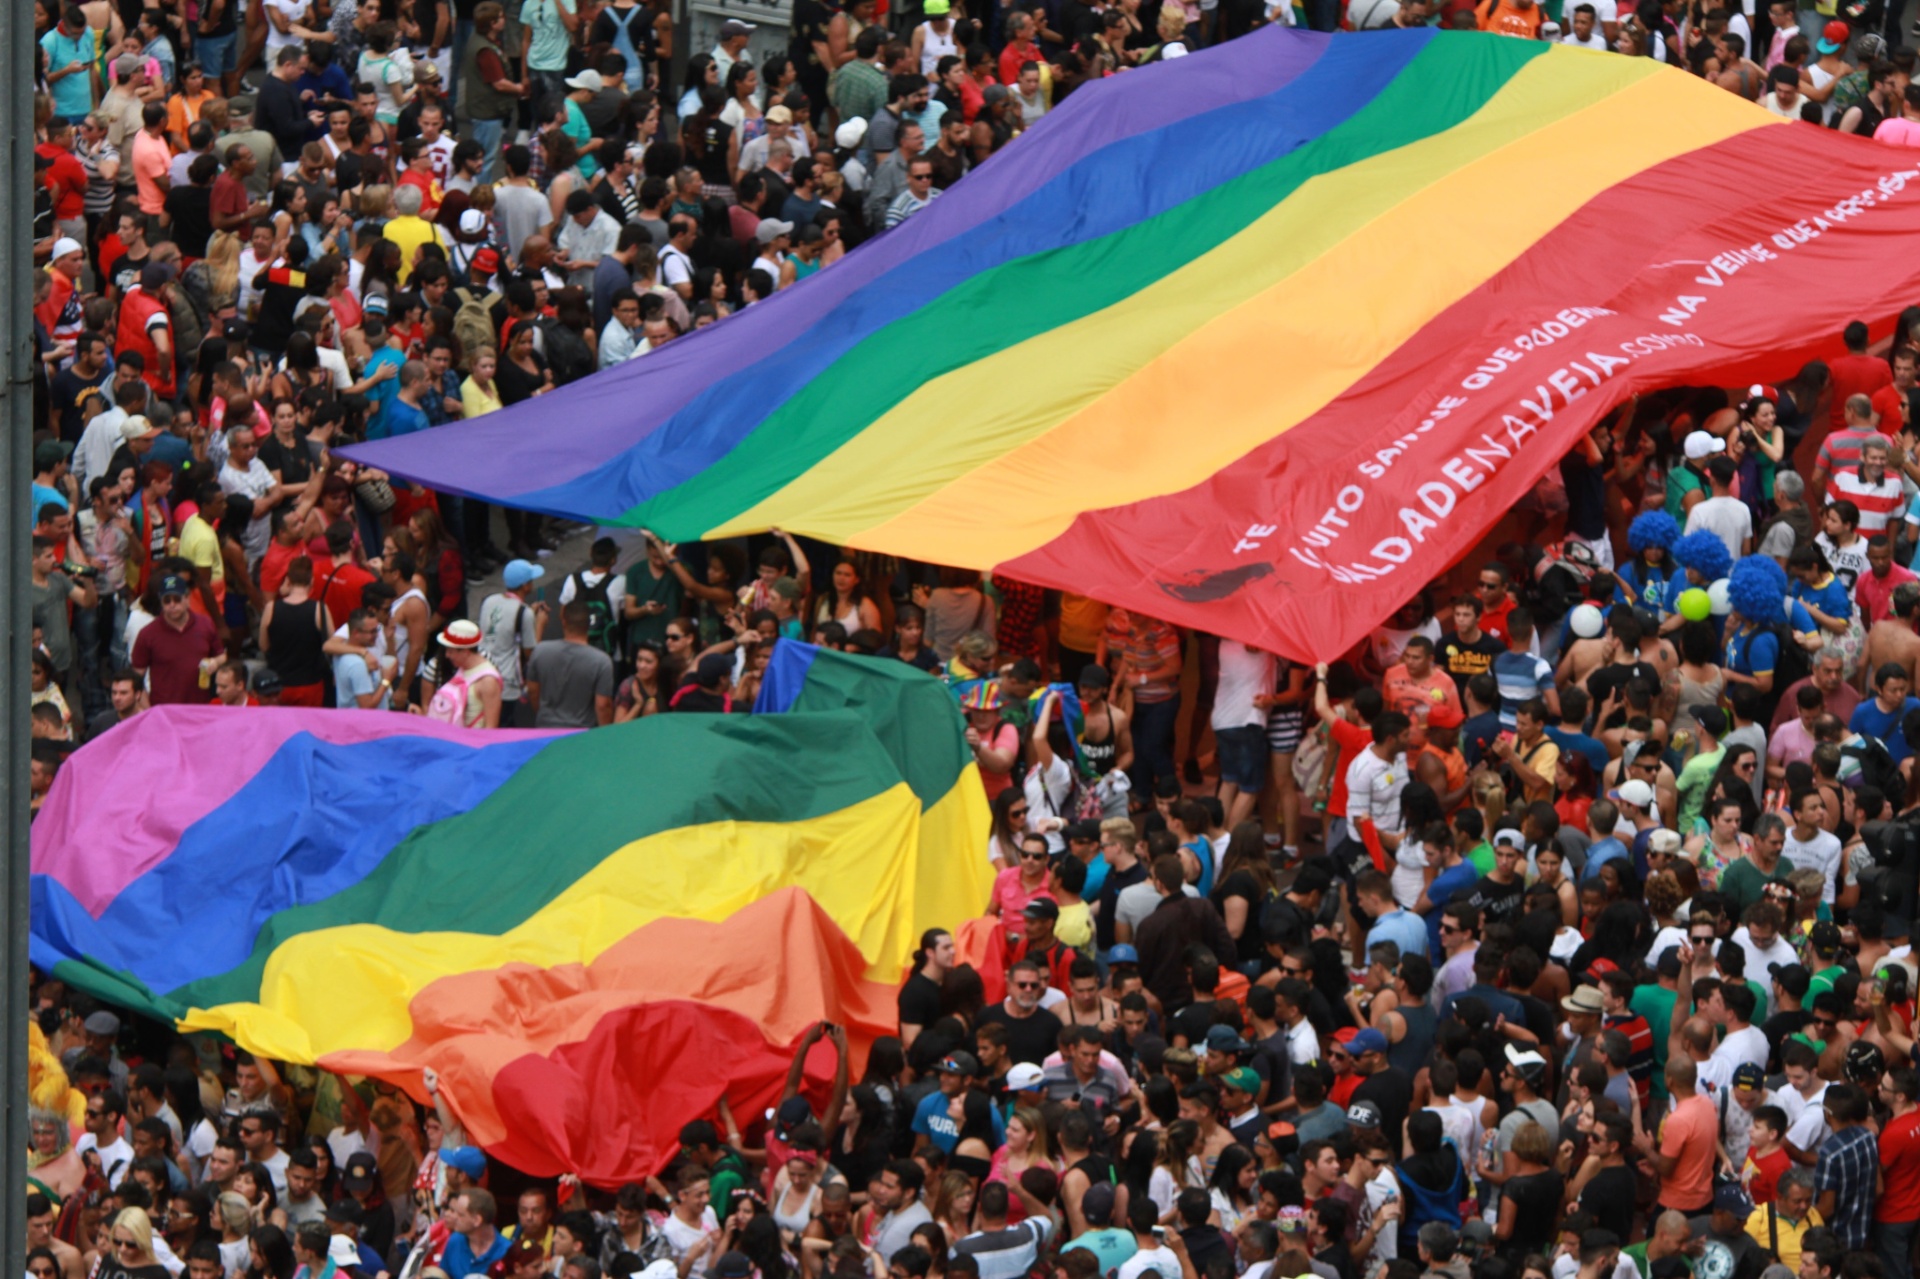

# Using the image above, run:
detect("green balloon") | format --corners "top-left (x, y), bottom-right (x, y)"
top-left (1678, 588), bottom-right (1712, 622)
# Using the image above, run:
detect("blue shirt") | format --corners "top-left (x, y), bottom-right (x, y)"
top-left (1460, 710), bottom-right (1504, 768)
top-left (1439, 983), bottom-right (1526, 1026)
top-left (31, 483), bottom-right (69, 515)
top-left (1367, 908), bottom-right (1429, 964)
top-left (1424, 860), bottom-right (1481, 959)
top-left (911, 1089), bottom-right (1006, 1152)
top-left (1724, 625), bottom-right (1778, 680)
top-left (1545, 726), bottom-right (1609, 773)
top-left (1082, 852), bottom-right (1109, 902)
top-left (383, 398), bottom-right (431, 438)
top-left (1851, 695), bottom-right (1920, 762)
top-left (1580, 837), bottom-right (1627, 883)
top-left (361, 348), bottom-right (407, 436)
top-left (332, 651), bottom-right (388, 710)
top-left (148, 434), bottom-right (193, 469)
top-left (42, 27), bottom-right (96, 119)
top-left (441, 1231), bottom-right (510, 1278)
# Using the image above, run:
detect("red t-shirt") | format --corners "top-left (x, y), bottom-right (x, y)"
top-left (1746, 1145), bottom-right (1790, 1203)
top-left (320, 561), bottom-right (377, 631)
top-left (1327, 717), bottom-right (1372, 819)
top-left (132, 612), bottom-right (223, 705)
top-left (37, 143), bottom-right (88, 221)
top-left (1480, 595), bottom-right (1517, 645)
top-left (211, 170), bottom-right (253, 228)
top-left (1828, 352), bottom-right (1893, 430)
top-left (1878, 1110), bottom-right (1920, 1221)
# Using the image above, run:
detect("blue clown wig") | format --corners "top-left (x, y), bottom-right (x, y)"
top-left (1727, 555), bottom-right (1788, 626)
top-left (1671, 531), bottom-right (1733, 583)
top-left (1627, 512), bottom-right (1681, 555)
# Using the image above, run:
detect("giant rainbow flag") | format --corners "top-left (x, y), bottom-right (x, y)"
top-left (29, 644), bottom-right (991, 1183)
top-left (344, 29), bottom-right (1920, 661)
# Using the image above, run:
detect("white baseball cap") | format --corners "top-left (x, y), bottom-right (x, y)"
top-left (1683, 430), bottom-right (1726, 460)
top-left (1007, 1063), bottom-right (1046, 1091)
top-left (50, 236), bottom-right (84, 262)
top-left (1611, 779), bottom-right (1657, 809)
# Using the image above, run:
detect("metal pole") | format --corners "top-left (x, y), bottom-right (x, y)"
top-left (4, 0), bottom-right (38, 1263)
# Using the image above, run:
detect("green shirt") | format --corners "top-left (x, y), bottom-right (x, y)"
top-left (1632, 983), bottom-right (1678, 1103)
top-left (562, 97), bottom-right (599, 179)
top-left (1623, 1241), bottom-right (1691, 1279)
top-left (708, 1149), bottom-right (749, 1210)
top-left (1718, 856), bottom-right (1790, 919)
top-left (1466, 841), bottom-right (1494, 875)
top-left (518, 0), bottom-right (576, 71)
top-left (1674, 746), bottom-right (1724, 832)
top-left (1808, 963), bottom-right (1848, 1000)
top-left (623, 559), bottom-right (684, 650)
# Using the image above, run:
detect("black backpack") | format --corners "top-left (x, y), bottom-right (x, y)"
top-left (1843, 732), bottom-right (1904, 800)
top-left (571, 569), bottom-right (618, 657)
top-left (1759, 621), bottom-right (1812, 725)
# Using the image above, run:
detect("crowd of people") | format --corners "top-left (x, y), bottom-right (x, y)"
top-left (24, 0), bottom-right (1920, 1275)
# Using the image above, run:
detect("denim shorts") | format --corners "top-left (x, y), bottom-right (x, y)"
top-left (1215, 724), bottom-right (1270, 791)
top-left (198, 31), bottom-right (238, 74)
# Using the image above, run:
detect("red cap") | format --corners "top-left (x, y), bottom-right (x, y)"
top-left (471, 246), bottom-right (501, 278)
top-left (1821, 18), bottom-right (1850, 45)
top-left (1426, 701), bottom-right (1464, 729)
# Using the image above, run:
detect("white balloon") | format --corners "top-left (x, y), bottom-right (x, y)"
top-left (1707, 578), bottom-right (1732, 616)
top-left (1570, 603), bottom-right (1605, 639)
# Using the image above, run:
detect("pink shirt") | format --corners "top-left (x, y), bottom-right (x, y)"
top-left (990, 866), bottom-right (1054, 940)
top-left (1874, 117), bottom-right (1920, 147)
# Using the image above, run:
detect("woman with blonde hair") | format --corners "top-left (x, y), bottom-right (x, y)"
top-left (99, 1208), bottom-right (169, 1279)
top-left (927, 1170), bottom-right (975, 1244)
top-left (203, 230), bottom-right (242, 313)
top-left (215, 1194), bottom-right (253, 1277)
top-left (985, 1106), bottom-right (1057, 1222)
top-left (1473, 771), bottom-right (1507, 849)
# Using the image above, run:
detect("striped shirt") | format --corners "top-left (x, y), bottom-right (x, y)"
top-left (1830, 465), bottom-right (1904, 533)
top-left (1816, 426), bottom-right (1882, 481)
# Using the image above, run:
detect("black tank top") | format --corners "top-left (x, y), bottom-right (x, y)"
top-left (267, 596), bottom-right (329, 685)
top-left (1079, 712), bottom-right (1116, 773)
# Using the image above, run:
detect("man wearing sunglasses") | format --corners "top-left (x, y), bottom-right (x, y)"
top-left (76, 1088), bottom-right (134, 1188)
top-left (131, 571), bottom-right (224, 705)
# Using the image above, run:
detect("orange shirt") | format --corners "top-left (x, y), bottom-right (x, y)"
top-left (1383, 662), bottom-right (1463, 747)
top-left (1477, 0), bottom-right (1543, 35)
top-left (1658, 1093), bottom-right (1718, 1210)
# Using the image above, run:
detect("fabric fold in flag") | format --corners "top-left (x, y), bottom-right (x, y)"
top-left (30, 643), bottom-right (991, 1183)
top-left (341, 29), bottom-right (1920, 662)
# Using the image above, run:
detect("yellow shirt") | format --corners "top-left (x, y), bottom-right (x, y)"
top-left (1744, 1204), bottom-right (1823, 1270)
top-left (383, 215), bottom-right (448, 284)
top-left (461, 376), bottom-right (504, 419)
top-left (1057, 900), bottom-right (1094, 949)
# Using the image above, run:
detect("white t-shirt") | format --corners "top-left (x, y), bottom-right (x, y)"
top-left (1345, 748), bottom-right (1408, 835)
top-left (1212, 639), bottom-right (1274, 732)
top-left (1778, 1083), bottom-right (1830, 1153)
top-left (1561, 28), bottom-right (1608, 47)
top-left (75, 1132), bottom-right (134, 1187)
top-left (1391, 838), bottom-right (1429, 910)
top-left (1118, 1245), bottom-right (1183, 1279)
top-left (661, 1209), bottom-right (720, 1275)
top-left (1684, 494), bottom-right (1753, 561)
top-left (1711, 1023), bottom-right (1769, 1076)
top-left (264, 0), bottom-right (312, 61)
top-left (1023, 753), bottom-right (1075, 848)
top-left (557, 566), bottom-right (628, 614)
top-left (1285, 1017), bottom-right (1319, 1066)
top-left (1732, 926), bottom-right (1798, 991)
top-left (1783, 826), bottom-right (1843, 903)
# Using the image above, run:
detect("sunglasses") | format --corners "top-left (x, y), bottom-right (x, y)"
top-left (1281, 965), bottom-right (1307, 975)
top-left (1019, 852), bottom-right (1048, 861)
top-left (1012, 979), bottom-right (1043, 989)
top-left (1009, 807), bottom-right (1029, 817)
top-left (161, 594), bottom-right (186, 604)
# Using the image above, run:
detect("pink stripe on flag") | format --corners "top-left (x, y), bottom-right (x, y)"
top-left (32, 707), bottom-right (570, 916)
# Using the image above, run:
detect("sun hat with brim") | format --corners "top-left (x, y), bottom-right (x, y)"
top-left (439, 620), bottom-right (483, 649)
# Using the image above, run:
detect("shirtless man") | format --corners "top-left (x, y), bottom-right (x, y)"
top-left (1863, 581), bottom-right (1920, 691)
